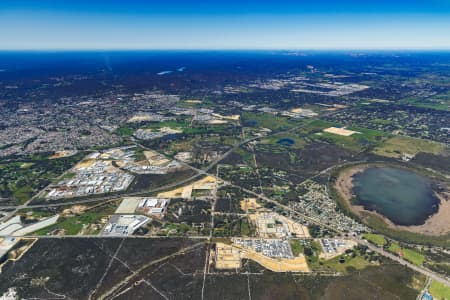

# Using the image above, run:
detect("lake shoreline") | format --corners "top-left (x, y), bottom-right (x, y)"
top-left (335, 164), bottom-right (450, 236)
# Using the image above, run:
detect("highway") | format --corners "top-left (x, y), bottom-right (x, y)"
top-left (1, 166), bottom-right (76, 221)
top-left (0, 124), bottom-right (296, 212)
top-left (360, 240), bottom-right (450, 287)
top-left (227, 183), bottom-right (450, 287)
top-left (20, 234), bottom-right (208, 240)
top-left (1, 124), bottom-right (449, 287)
top-left (0, 172), bottom-right (205, 211)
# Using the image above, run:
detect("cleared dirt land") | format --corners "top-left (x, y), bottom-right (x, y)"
top-left (215, 242), bottom-right (310, 273)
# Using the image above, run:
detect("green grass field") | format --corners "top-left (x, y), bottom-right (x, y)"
top-left (0, 153), bottom-right (84, 205)
top-left (298, 119), bottom-right (335, 133)
top-left (242, 111), bottom-right (300, 131)
top-left (33, 212), bottom-right (105, 235)
top-left (142, 119), bottom-right (191, 130)
top-left (429, 281), bottom-right (450, 300)
top-left (372, 118), bottom-right (393, 125)
top-left (388, 242), bottom-right (425, 266)
top-left (373, 135), bottom-right (446, 158)
top-left (32, 202), bottom-right (118, 236)
top-left (290, 239), bottom-right (304, 257)
top-left (322, 255), bottom-right (372, 273)
top-left (326, 126), bottom-right (387, 150)
top-left (115, 125), bottom-right (134, 137)
top-left (400, 94), bottom-right (450, 111)
top-left (303, 120), bottom-right (388, 151)
top-left (362, 233), bottom-right (387, 246)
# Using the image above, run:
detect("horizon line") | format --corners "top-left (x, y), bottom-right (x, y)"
top-left (2, 48), bottom-right (450, 52)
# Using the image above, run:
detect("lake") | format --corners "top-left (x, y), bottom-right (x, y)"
top-left (352, 167), bottom-right (439, 226)
top-left (276, 138), bottom-right (294, 146)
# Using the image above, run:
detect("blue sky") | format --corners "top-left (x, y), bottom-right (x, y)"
top-left (1, 0), bottom-right (450, 50)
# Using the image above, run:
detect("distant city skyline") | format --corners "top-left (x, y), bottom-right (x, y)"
top-left (1, 0), bottom-right (450, 50)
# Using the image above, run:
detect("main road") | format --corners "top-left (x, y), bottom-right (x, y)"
top-left (2, 122), bottom-right (449, 287)
top-left (231, 182), bottom-right (450, 287)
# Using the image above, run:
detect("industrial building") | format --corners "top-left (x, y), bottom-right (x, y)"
top-left (101, 215), bottom-right (149, 236)
top-left (115, 197), bottom-right (170, 218)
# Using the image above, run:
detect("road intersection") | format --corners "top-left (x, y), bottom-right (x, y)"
top-left (1, 125), bottom-right (449, 288)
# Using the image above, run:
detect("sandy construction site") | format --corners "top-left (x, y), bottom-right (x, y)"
top-left (240, 199), bottom-right (310, 239)
top-left (323, 127), bottom-right (360, 136)
top-left (252, 212), bottom-right (310, 239)
top-left (144, 150), bottom-right (172, 166)
top-left (240, 198), bottom-right (262, 212)
top-left (214, 242), bottom-right (310, 273)
top-left (215, 243), bottom-right (242, 269)
top-left (242, 250), bottom-right (309, 272)
top-left (49, 150), bottom-right (78, 159)
top-left (157, 176), bottom-right (218, 199)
